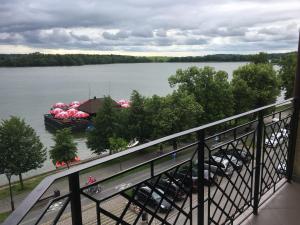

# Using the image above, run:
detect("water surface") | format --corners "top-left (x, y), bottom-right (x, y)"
top-left (0, 62), bottom-right (246, 185)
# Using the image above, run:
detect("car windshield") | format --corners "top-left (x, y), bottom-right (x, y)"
top-left (228, 155), bottom-right (237, 163)
top-left (152, 191), bottom-right (162, 201)
top-left (240, 150), bottom-right (247, 157)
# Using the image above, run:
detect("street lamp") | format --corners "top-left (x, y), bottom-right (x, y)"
top-left (4, 169), bottom-right (14, 211)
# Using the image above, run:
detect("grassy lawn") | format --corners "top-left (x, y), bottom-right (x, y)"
top-left (0, 211), bottom-right (11, 223)
top-left (0, 146), bottom-right (161, 201)
top-left (0, 174), bottom-right (49, 200)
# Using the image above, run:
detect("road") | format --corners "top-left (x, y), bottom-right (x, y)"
top-left (9, 111), bottom-right (291, 225)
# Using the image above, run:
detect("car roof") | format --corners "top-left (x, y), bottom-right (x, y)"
top-left (212, 156), bottom-right (229, 164)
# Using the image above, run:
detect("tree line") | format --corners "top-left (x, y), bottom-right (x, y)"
top-left (86, 52), bottom-right (297, 154)
top-left (0, 52), bottom-right (296, 211)
top-left (0, 51), bottom-right (295, 67)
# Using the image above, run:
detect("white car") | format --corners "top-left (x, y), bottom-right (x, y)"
top-left (265, 129), bottom-right (289, 147)
top-left (211, 156), bottom-right (234, 176)
top-left (276, 162), bottom-right (287, 175)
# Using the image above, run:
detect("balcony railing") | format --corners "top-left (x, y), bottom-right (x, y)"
top-left (3, 96), bottom-right (298, 225)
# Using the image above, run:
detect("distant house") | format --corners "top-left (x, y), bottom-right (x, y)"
top-left (78, 97), bottom-right (119, 116)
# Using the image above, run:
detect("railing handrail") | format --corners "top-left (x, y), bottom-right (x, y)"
top-left (3, 98), bottom-right (293, 225)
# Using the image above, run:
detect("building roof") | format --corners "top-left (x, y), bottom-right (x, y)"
top-left (78, 97), bottom-right (118, 114)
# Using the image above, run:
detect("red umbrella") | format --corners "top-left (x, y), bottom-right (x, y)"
top-left (54, 111), bottom-right (70, 119)
top-left (50, 108), bottom-right (64, 115)
top-left (73, 111), bottom-right (89, 118)
top-left (69, 104), bottom-right (80, 109)
top-left (69, 101), bottom-right (80, 106)
top-left (121, 103), bottom-right (130, 108)
top-left (53, 102), bottom-right (67, 108)
top-left (67, 108), bottom-right (78, 116)
top-left (118, 99), bottom-right (127, 105)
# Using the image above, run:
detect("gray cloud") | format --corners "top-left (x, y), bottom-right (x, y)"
top-left (0, 0), bottom-right (299, 54)
top-left (103, 30), bottom-right (130, 40)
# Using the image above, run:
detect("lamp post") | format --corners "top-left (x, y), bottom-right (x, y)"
top-left (5, 170), bottom-right (14, 211)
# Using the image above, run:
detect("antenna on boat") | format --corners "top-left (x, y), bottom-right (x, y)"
top-left (88, 83), bottom-right (91, 100)
top-left (108, 81), bottom-right (111, 96)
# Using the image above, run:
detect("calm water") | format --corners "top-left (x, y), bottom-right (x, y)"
top-left (0, 62), bottom-right (246, 185)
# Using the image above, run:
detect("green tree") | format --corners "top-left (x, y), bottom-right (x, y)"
top-left (251, 52), bottom-right (269, 64)
top-left (144, 95), bottom-right (164, 139)
top-left (278, 53), bottom-right (297, 99)
top-left (50, 128), bottom-right (77, 169)
top-left (231, 63), bottom-right (280, 113)
top-left (0, 116), bottom-right (46, 189)
top-left (169, 66), bottom-right (234, 124)
top-left (155, 91), bottom-right (203, 137)
top-left (128, 90), bottom-right (149, 142)
top-left (0, 116), bottom-right (46, 190)
top-left (86, 96), bottom-right (119, 155)
top-left (108, 137), bottom-right (128, 154)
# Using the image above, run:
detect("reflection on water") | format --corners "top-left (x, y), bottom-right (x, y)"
top-left (0, 62), bottom-right (246, 185)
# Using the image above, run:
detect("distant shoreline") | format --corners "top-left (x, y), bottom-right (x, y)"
top-left (0, 52), bottom-right (293, 67)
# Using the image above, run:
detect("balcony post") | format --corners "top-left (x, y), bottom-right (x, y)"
top-left (253, 110), bottom-right (264, 215)
top-left (197, 130), bottom-right (205, 225)
top-left (289, 31), bottom-right (300, 181)
top-left (68, 172), bottom-right (83, 225)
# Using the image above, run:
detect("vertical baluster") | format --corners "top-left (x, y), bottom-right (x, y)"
top-left (197, 130), bottom-right (205, 225)
top-left (68, 172), bottom-right (83, 225)
top-left (253, 111), bottom-right (264, 215)
top-left (287, 32), bottom-right (300, 182)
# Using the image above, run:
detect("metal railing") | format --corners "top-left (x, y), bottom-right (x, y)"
top-left (3, 97), bottom-right (297, 225)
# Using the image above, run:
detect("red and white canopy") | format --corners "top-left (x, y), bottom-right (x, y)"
top-left (50, 108), bottom-right (64, 115)
top-left (118, 99), bottom-right (131, 108)
top-left (52, 102), bottom-right (67, 108)
top-left (73, 111), bottom-right (89, 118)
top-left (69, 101), bottom-right (80, 106)
top-left (54, 111), bottom-right (70, 119)
top-left (66, 108), bottom-right (79, 116)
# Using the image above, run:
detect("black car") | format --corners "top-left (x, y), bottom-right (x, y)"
top-left (134, 186), bottom-right (172, 213)
top-left (171, 165), bottom-right (217, 191)
top-left (152, 177), bottom-right (185, 201)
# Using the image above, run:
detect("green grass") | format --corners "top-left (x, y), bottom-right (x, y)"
top-left (0, 146), bottom-right (161, 201)
top-left (0, 174), bottom-right (48, 200)
top-left (275, 103), bottom-right (292, 112)
top-left (0, 211), bottom-right (11, 223)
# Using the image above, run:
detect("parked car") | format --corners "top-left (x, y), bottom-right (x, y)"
top-left (276, 162), bottom-right (287, 175)
top-left (206, 156), bottom-right (234, 176)
top-left (134, 186), bottom-right (172, 213)
top-left (171, 165), bottom-right (218, 191)
top-left (220, 147), bottom-right (252, 163)
top-left (265, 128), bottom-right (289, 147)
top-left (213, 152), bottom-right (244, 171)
top-left (150, 177), bottom-right (185, 201)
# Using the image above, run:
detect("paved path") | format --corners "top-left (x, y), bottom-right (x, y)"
top-left (0, 144), bottom-right (177, 214)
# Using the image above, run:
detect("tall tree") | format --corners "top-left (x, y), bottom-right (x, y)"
top-left (86, 96), bottom-right (119, 155)
top-left (108, 137), bottom-right (128, 154)
top-left (0, 116), bottom-right (46, 190)
top-left (128, 90), bottom-right (149, 142)
top-left (278, 53), bottom-right (297, 99)
top-left (155, 91), bottom-right (203, 137)
top-left (169, 66), bottom-right (234, 124)
top-left (50, 128), bottom-right (77, 169)
top-left (231, 63), bottom-right (280, 113)
top-left (144, 95), bottom-right (164, 139)
top-left (251, 52), bottom-right (269, 64)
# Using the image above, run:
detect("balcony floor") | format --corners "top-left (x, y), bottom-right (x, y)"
top-left (242, 181), bottom-right (300, 225)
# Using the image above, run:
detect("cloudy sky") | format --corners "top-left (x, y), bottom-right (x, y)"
top-left (0, 0), bottom-right (299, 56)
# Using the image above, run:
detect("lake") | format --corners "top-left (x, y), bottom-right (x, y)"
top-left (0, 62), bottom-right (246, 185)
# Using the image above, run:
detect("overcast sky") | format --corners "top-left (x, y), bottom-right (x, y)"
top-left (0, 0), bottom-right (299, 56)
